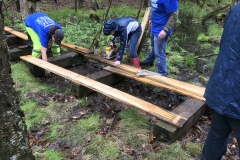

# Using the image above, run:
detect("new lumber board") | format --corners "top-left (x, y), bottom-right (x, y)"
top-left (5, 26), bottom-right (205, 100)
top-left (137, 7), bottom-right (151, 50)
top-left (104, 66), bottom-right (205, 101)
top-left (20, 55), bottom-right (187, 128)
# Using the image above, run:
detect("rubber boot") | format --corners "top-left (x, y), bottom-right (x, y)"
top-left (131, 57), bottom-right (141, 69)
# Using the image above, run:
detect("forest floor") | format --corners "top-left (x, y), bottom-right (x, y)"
top-left (6, 0), bottom-right (239, 159)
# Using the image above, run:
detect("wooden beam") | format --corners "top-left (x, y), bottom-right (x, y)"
top-left (104, 66), bottom-right (205, 101)
top-left (4, 26), bottom-right (205, 100)
top-left (20, 55), bottom-right (187, 128)
top-left (137, 7), bottom-right (151, 50)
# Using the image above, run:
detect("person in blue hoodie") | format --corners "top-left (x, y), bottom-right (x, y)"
top-left (140, 0), bottom-right (178, 76)
top-left (201, 3), bottom-right (240, 160)
top-left (103, 16), bottom-right (142, 68)
top-left (25, 12), bottom-right (64, 76)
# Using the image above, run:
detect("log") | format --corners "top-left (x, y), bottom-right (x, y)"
top-left (20, 55), bottom-right (187, 128)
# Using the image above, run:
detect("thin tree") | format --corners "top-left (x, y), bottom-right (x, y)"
top-left (90, 0), bottom-right (113, 49)
top-left (0, 1), bottom-right (35, 159)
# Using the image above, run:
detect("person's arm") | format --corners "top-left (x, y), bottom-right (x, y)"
top-left (163, 10), bottom-right (178, 33)
top-left (158, 10), bottom-right (178, 39)
top-left (41, 46), bottom-right (51, 76)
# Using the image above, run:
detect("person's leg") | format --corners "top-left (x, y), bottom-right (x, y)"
top-left (228, 116), bottom-right (240, 158)
top-left (51, 42), bottom-right (61, 57)
top-left (25, 27), bottom-right (41, 58)
top-left (153, 36), bottom-right (168, 76)
top-left (202, 111), bottom-right (232, 160)
top-left (144, 33), bottom-right (155, 64)
top-left (128, 26), bottom-right (142, 68)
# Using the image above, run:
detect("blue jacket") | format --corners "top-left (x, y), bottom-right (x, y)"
top-left (25, 12), bottom-right (62, 48)
top-left (111, 17), bottom-right (140, 61)
top-left (204, 3), bottom-right (240, 119)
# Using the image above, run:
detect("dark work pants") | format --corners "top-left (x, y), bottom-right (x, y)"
top-left (201, 111), bottom-right (240, 160)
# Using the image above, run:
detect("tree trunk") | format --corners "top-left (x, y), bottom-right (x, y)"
top-left (78, 0), bottom-right (84, 8)
top-left (0, 2), bottom-right (35, 159)
top-left (143, 0), bottom-right (148, 8)
top-left (20, 0), bottom-right (42, 20)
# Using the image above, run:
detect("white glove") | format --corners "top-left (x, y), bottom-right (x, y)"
top-left (113, 61), bottom-right (120, 66)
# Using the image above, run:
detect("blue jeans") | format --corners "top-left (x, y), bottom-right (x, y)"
top-left (145, 34), bottom-right (168, 76)
top-left (145, 33), bottom-right (155, 62)
top-left (202, 111), bottom-right (240, 160)
top-left (128, 26), bottom-right (142, 58)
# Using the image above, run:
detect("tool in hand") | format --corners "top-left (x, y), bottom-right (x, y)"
top-left (104, 45), bottom-right (118, 60)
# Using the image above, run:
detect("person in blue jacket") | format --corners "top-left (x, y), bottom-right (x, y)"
top-left (140, 0), bottom-right (178, 76)
top-left (103, 16), bottom-right (142, 68)
top-left (25, 12), bottom-right (64, 76)
top-left (201, 3), bottom-right (240, 160)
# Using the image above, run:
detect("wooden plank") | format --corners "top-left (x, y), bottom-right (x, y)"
top-left (104, 66), bottom-right (205, 101)
top-left (5, 26), bottom-right (28, 40)
top-left (20, 55), bottom-right (187, 128)
top-left (4, 26), bottom-right (205, 100)
top-left (137, 7), bottom-right (151, 50)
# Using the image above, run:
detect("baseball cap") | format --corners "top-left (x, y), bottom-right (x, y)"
top-left (54, 29), bottom-right (64, 45)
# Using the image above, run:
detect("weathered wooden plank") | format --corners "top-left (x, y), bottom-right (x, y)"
top-left (20, 55), bottom-right (187, 128)
top-left (137, 7), bottom-right (151, 50)
top-left (104, 66), bottom-right (205, 101)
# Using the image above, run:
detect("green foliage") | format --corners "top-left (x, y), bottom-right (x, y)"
top-left (143, 142), bottom-right (190, 160)
top-left (120, 108), bottom-right (149, 128)
top-left (208, 22), bottom-right (223, 36)
top-left (45, 123), bottom-right (66, 141)
top-left (79, 95), bottom-right (93, 107)
top-left (44, 149), bottom-right (65, 160)
top-left (77, 113), bottom-right (101, 131)
top-left (85, 135), bottom-right (123, 159)
top-left (20, 100), bottom-right (38, 130)
top-left (185, 54), bottom-right (195, 69)
top-left (185, 142), bottom-right (204, 157)
top-left (197, 33), bottom-right (209, 42)
top-left (11, 62), bottom-right (56, 95)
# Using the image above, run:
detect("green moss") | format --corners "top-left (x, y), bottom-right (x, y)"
top-left (185, 142), bottom-right (204, 157)
top-left (143, 142), bottom-right (190, 160)
top-left (44, 149), bottom-right (65, 160)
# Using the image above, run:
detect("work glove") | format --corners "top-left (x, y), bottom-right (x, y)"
top-left (113, 61), bottom-right (120, 66)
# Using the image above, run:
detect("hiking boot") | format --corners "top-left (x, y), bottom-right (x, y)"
top-left (140, 60), bottom-right (154, 66)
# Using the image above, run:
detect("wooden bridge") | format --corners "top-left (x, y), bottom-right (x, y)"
top-left (4, 8), bottom-right (207, 142)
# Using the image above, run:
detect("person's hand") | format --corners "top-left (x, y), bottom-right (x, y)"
top-left (113, 61), bottom-right (120, 66)
top-left (158, 30), bottom-right (167, 39)
top-left (149, 19), bottom-right (152, 27)
top-left (45, 70), bottom-right (51, 77)
top-left (110, 42), bottom-right (114, 47)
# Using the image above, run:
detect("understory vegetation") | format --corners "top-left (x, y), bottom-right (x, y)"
top-left (6, 0), bottom-right (234, 159)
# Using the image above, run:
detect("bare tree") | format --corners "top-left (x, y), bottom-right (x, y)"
top-left (19, 0), bottom-right (42, 20)
top-left (0, 1), bottom-right (35, 159)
